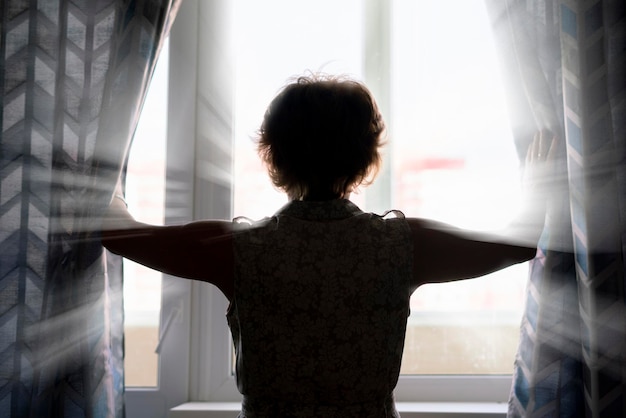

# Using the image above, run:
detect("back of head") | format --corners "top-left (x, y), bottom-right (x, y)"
top-left (257, 74), bottom-right (385, 200)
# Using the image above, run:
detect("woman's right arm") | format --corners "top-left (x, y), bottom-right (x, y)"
top-left (408, 130), bottom-right (557, 289)
top-left (408, 218), bottom-right (538, 288)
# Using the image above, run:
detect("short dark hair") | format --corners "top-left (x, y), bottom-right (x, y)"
top-left (256, 74), bottom-right (385, 200)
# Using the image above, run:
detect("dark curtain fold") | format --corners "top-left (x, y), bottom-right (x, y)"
top-left (485, 0), bottom-right (626, 416)
top-left (0, 0), bottom-right (180, 416)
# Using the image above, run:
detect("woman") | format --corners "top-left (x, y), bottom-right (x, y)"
top-left (102, 74), bottom-right (555, 417)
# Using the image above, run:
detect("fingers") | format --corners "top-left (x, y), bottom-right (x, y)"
top-left (527, 129), bottom-right (558, 164)
top-left (537, 129), bottom-right (552, 160)
top-left (526, 132), bottom-right (535, 163)
top-left (527, 130), bottom-right (541, 164)
top-left (546, 131), bottom-right (559, 160)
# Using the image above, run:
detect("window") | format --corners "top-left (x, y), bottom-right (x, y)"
top-left (127, 0), bottom-right (527, 415)
top-left (232, 0), bottom-right (525, 378)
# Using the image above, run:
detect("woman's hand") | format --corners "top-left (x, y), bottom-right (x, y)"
top-left (523, 129), bottom-right (558, 199)
top-left (102, 179), bottom-right (139, 232)
top-left (512, 129), bottom-right (560, 246)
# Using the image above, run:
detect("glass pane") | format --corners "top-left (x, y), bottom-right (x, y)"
top-left (232, 0), bottom-right (364, 218)
top-left (391, 0), bottom-right (525, 374)
top-left (123, 41), bottom-right (169, 387)
top-left (232, 0), bottom-right (525, 376)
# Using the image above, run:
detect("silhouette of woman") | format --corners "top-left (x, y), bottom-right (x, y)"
top-left (102, 74), bottom-right (555, 417)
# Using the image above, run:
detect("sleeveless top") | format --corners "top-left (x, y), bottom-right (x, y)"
top-left (227, 199), bottom-right (413, 417)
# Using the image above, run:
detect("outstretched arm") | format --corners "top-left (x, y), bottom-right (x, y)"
top-left (101, 182), bottom-right (234, 300)
top-left (409, 130), bottom-right (557, 289)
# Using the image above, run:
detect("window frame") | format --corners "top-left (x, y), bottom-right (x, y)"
top-left (125, 0), bottom-right (518, 416)
top-left (124, 0), bottom-right (201, 414)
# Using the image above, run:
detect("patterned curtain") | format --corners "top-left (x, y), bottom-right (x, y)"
top-left (0, 1), bottom-right (180, 416)
top-left (485, 1), bottom-right (626, 416)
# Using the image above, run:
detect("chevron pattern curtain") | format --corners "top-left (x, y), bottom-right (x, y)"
top-left (485, 0), bottom-right (626, 416)
top-left (0, 1), bottom-right (180, 416)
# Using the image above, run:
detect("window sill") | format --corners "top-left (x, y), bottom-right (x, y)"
top-left (169, 401), bottom-right (508, 417)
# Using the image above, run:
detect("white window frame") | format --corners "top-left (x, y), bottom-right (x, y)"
top-left (123, 0), bottom-right (200, 415)
top-left (126, 1), bottom-right (516, 416)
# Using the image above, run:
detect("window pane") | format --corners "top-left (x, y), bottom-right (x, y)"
top-left (232, 0), bottom-right (524, 376)
top-left (391, 0), bottom-right (525, 374)
top-left (123, 41), bottom-right (169, 387)
top-left (232, 0), bottom-right (364, 218)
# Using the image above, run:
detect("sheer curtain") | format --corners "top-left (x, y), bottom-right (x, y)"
top-left (0, 1), bottom-right (180, 416)
top-left (485, 0), bottom-right (626, 416)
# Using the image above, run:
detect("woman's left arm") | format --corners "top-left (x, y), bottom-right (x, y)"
top-left (101, 184), bottom-right (234, 300)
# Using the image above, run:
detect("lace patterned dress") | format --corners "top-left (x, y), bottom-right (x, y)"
top-left (227, 199), bottom-right (413, 417)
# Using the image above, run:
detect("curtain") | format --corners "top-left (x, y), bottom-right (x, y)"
top-left (0, 0), bottom-right (180, 416)
top-left (485, 0), bottom-right (626, 416)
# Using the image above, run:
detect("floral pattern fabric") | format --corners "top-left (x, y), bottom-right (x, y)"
top-left (228, 199), bottom-right (414, 417)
